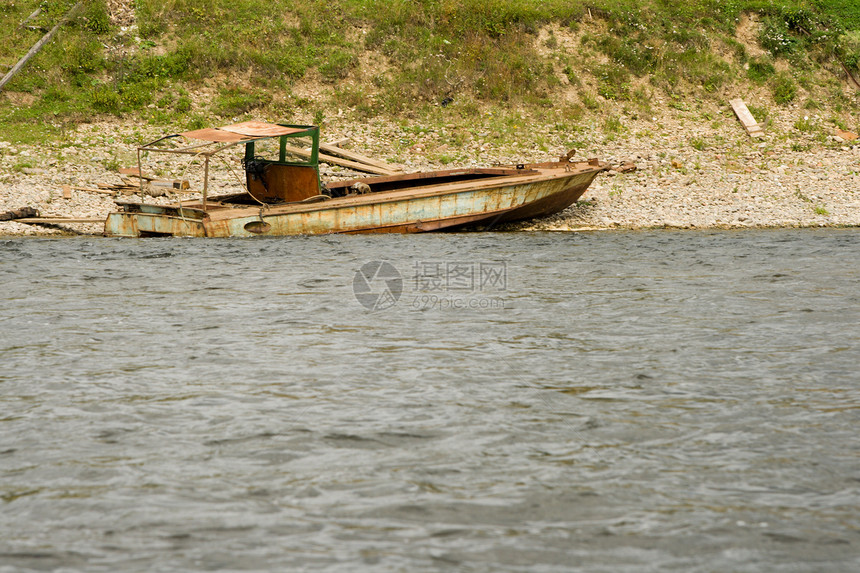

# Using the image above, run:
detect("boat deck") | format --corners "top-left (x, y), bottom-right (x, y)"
top-left (181, 163), bottom-right (599, 221)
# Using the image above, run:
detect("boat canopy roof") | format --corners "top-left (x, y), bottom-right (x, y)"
top-left (138, 120), bottom-right (319, 158)
top-left (179, 121), bottom-right (313, 143)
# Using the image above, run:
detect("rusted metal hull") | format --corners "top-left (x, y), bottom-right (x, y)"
top-left (104, 163), bottom-right (604, 238)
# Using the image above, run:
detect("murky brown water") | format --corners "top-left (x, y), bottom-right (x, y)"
top-left (1, 229), bottom-right (859, 572)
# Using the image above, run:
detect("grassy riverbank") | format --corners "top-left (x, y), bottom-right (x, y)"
top-left (1, 1), bottom-right (859, 145)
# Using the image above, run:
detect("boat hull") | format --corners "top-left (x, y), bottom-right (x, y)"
top-left (104, 164), bottom-right (603, 238)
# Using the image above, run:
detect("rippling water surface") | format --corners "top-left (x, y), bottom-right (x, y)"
top-left (1, 229), bottom-right (859, 572)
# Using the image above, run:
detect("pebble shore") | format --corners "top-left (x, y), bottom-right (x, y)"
top-left (1, 111), bottom-right (858, 236)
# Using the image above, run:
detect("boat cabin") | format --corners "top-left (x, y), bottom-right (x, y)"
top-left (242, 125), bottom-right (321, 203)
top-left (136, 121), bottom-right (322, 209)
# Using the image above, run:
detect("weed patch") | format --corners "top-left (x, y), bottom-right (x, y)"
top-left (772, 73), bottom-right (798, 105)
top-left (794, 116), bottom-right (816, 132)
top-left (747, 58), bottom-right (776, 83)
top-left (213, 89), bottom-right (272, 117)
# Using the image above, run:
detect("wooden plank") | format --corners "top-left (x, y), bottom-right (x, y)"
top-left (0, 206), bottom-right (38, 221)
top-left (119, 169), bottom-right (189, 188)
top-left (282, 143), bottom-right (398, 176)
top-left (325, 137), bottom-right (350, 147)
top-left (148, 179), bottom-right (190, 189)
top-left (143, 185), bottom-right (199, 194)
top-left (293, 137), bottom-right (402, 172)
top-left (730, 98), bottom-right (765, 138)
top-left (17, 218), bottom-right (103, 224)
top-left (63, 185), bottom-right (117, 195)
top-left (119, 167), bottom-right (154, 180)
top-left (319, 143), bottom-right (404, 172)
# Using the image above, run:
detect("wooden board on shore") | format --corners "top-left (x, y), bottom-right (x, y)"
top-left (0, 206), bottom-right (38, 221)
top-left (730, 98), bottom-right (765, 138)
top-left (63, 184), bottom-right (117, 196)
top-left (16, 217), bottom-right (104, 224)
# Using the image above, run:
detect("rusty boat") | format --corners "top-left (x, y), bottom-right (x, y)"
top-left (104, 121), bottom-right (607, 237)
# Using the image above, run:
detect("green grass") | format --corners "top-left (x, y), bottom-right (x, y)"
top-left (0, 0), bottom-right (859, 143)
top-left (817, 0), bottom-right (860, 28)
top-left (772, 73), bottom-right (798, 105)
top-left (747, 58), bottom-right (776, 83)
top-left (747, 104), bottom-right (770, 124)
top-left (793, 116), bottom-right (816, 132)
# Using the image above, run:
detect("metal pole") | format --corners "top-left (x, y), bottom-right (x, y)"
top-left (203, 156), bottom-right (209, 211)
top-left (137, 148), bottom-right (143, 197)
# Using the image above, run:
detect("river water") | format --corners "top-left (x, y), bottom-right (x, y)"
top-left (1, 229), bottom-right (859, 572)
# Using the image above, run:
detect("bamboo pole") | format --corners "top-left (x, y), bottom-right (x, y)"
top-left (0, 2), bottom-right (83, 91)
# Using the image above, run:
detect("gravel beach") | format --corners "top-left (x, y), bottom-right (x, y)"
top-left (2, 109), bottom-right (858, 237)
